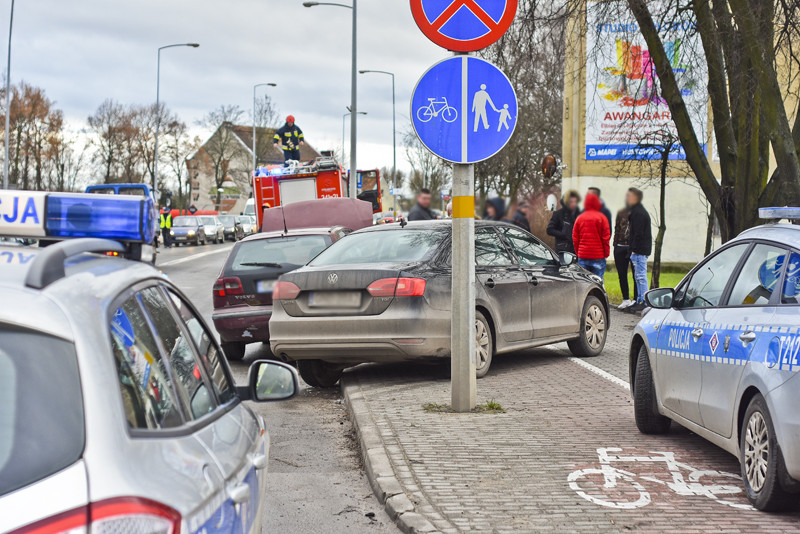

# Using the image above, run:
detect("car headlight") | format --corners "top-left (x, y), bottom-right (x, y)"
top-left (188, 230), bottom-right (195, 236)
top-left (169, 230), bottom-right (175, 236)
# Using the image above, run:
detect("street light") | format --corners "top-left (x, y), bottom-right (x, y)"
top-left (154, 42), bottom-right (199, 201)
top-left (360, 69), bottom-right (396, 210)
top-left (2, 0), bottom-right (14, 189)
top-left (253, 82), bottom-right (277, 176)
top-left (342, 111), bottom-right (366, 168)
top-left (304, 0), bottom-right (357, 198)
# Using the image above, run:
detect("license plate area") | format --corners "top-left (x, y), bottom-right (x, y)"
top-left (257, 279), bottom-right (275, 293)
top-left (308, 291), bottom-right (361, 308)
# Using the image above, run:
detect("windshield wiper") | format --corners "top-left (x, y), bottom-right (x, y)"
top-left (239, 262), bottom-right (283, 268)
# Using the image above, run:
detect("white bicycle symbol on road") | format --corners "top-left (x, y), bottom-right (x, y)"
top-left (568, 447), bottom-right (753, 510)
top-left (416, 97), bottom-right (458, 123)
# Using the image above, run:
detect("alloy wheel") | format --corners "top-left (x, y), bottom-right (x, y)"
top-left (744, 411), bottom-right (769, 492)
top-left (475, 319), bottom-right (490, 371)
top-left (584, 304), bottom-right (606, 349)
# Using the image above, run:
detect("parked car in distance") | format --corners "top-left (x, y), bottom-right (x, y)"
top-left (269, 220), bottom-right (609, 387)
top-left (219, 215), bottom-right (244, 241)
top-left (238, 215), bottom-right (257, 236)
top-left (170, 216), bottom-right (206, 246)
top-left (200, 215), bottom-right (225, 244)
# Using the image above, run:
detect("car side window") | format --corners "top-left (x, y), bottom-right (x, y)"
top-left (475, 228), bottom-right (514, 267)
top-left (782, 252), bottom-right (800, 304)
top-left (166, 288), bottom-right (235, 404)
top-left (680, 244), bottom-right (748, 308)
top-left (109, 297), bottom-right (183, 429)
top-left (498, 227), bottom-right (555, 266)
top-left (727, 244), bottom-right (786, 306)
top-left (138, 287), bottom-right (215, 420)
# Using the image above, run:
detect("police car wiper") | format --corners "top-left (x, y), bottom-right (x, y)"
top-left (240, 261), bottom-right (283, 268)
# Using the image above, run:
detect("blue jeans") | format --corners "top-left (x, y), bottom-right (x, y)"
top-left (631, 253), bottom-right (649, 304)
top-left (578, 258), bottom-right (607, 279)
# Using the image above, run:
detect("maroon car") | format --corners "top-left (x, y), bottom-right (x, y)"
top-left (212, 198), bottom-right (373, 360)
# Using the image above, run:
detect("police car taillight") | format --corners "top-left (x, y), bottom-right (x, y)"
top-left (11, 497), bottom-right (181, 534)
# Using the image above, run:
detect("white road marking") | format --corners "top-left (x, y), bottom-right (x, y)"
top-left (567, 357), bottom-right (630, 391)
top-left (158, 245), bottom-right (233, 267)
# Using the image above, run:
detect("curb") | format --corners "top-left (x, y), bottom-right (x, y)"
top-left (341, 376), bottom-right (439, 534)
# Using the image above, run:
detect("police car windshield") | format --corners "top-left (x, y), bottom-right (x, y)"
top-left (173, 216), bottom-right (199, 227)
top-left (0, 326), bottom-right (84, 497)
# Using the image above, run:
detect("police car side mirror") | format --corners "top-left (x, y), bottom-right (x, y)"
top-left (559, 251), bottom-right (577, 266)
top-left (245, 360), bottom-right (299, 402)
top-left (645, 288), bottom-right (674, 309)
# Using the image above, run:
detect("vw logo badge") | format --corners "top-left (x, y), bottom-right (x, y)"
top-left (327, 273), bottom-right (339, 285)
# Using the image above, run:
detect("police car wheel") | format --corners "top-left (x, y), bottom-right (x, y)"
top-left (297, 360), bottom-right (343, 388)
top-left (740, 394), bottom-right (796, 511)
top-left (221, 342), bottom-right (246, 361)
top-left (567, 296), bottom-right (607, 357)
top-left (633, 345), bottom-right (671, 434)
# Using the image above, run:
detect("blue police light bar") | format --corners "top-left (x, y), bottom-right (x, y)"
top-left (759, 207), bottom-right (800, 220)
top-left (0, 190), bottom-right (156, 244)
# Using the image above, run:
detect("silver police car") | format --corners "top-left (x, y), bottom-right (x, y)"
top-left (630, 208), bottom-right (800, 511)
top-left (1, 191), bottom-right (299, 534)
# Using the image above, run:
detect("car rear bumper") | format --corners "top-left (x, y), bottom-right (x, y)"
top-left (212, 306), bottom-right (271, 343)
top-left (269, 303), bottom-right (450, 364)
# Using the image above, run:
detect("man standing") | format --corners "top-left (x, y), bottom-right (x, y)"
top-left (627, 187), bottom-right (652, 311)
top-left (509, 201), bottom-right (531, 232)
top-left (407, 188), bottom-right (435, 221)
top-left (613, 205), bottom-right (637, 309)
top-left (587, 186), bottom-right (612, 231)
top-left (572, 193), bottom-right (610, 278)
top-left (547, 190), bottom-right (581, 253)
top-left (159, 207), bottom-right (172, 248)
top-left (273, 115), bottom-right (305, 166)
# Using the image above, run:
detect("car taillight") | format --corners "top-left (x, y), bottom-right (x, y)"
top-left (13, 497), bottom-right (181, 534)
top-left (273, 281), bottom-right (301, 300)
top-left (368, 278), bottom-right (426, 297)
top-left (213, 277), bottom-right (243, 297)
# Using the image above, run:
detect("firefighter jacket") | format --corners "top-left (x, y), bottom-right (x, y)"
top-left (273, 124), bottom-right (304, 151)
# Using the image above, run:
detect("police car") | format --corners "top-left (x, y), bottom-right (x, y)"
top-left (0, 190), bottom-right (300, 533)
top-left (630, 208), bottom-right (800, 511)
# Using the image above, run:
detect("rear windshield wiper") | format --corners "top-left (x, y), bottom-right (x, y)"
top-left (239, 261), bottom-right (283, 268)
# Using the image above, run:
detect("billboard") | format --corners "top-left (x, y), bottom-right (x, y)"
top-left (584, 1), bottom-right (708, 160)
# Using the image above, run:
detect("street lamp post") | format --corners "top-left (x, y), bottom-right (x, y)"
top-left (342, 111), bottom-right (366, 167)
top-left (360, 69), bottom-right (395, 210)
top-left (252, 82), bottom-right (277, 177)
top-left (303, 1), bottom-right (357, 198)
top-left (154, 42), bottom-right (199, 201)
top-left (3, 0), bottom-right (14, 190)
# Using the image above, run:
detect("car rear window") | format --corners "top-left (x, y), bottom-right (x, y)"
top-left (0, 326), bottom-right (84, 496)
top-left (229, 235), bottom-right (330, 272)
top-left (310, 229), bottom-right (444, 265)
top-left (174, 216), bottom-right (198, 227)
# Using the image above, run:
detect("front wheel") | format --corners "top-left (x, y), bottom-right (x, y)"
top-left (297, 360), bottom-right (343, 388)
top-left (475, 311), bottom-right (493, 378)
top-left (568, 296), bottom-right (607, 357)
top-left (633, 345), bottom-right (671, 434)
top-left (740, 394), bottom-right (797, 511)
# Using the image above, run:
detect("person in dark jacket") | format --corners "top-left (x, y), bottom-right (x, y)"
top-left (627, 187), bottom-right (652, 309)
top-left (407, 188), bottom-right (435, 221)
top-left (508, 201), bottom-right (531, 232)
top-left (613, 206), bottom-right (637, 309)
top-left (547, 190), bottom-right (581, 253)
top-left (273, 115), bottom-right (305, 165)
top-left (572, 193), bottom-right (611, 277)
top-left (483, 197), bottom-right (506, 221)
top-left (588, 187), bottom-right (612, 231)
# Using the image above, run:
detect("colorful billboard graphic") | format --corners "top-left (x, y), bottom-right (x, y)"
top-left (585, 1), bottom-right (708, 160)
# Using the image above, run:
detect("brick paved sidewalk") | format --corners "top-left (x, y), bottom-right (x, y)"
top-left (342, 310), bottom-right (800, 533)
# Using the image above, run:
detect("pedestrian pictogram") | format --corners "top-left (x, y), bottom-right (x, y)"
top-left (410, 0), bottom-right (518, 52)
top-left (411, 56), bottom-right (518, 164)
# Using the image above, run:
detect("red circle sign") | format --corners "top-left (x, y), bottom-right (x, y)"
top-left (410, 0), bottom-right (518, 52)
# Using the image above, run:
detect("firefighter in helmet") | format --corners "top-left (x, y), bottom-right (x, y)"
top-left (273, 115), bottom-right (305, 166)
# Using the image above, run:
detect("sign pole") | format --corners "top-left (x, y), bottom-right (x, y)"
top-left (451, 163), bottom-right (476, 412)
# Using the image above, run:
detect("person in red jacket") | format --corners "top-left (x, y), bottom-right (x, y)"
top-left (572, 193), bottom-right (611, 278)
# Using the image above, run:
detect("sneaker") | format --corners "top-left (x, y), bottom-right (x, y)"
top-left (628, 302), bottom-right (646, 313)
top-left (618, 299), bottom-right (634, 309)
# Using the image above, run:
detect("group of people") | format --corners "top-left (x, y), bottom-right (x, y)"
top-left (547, 187), bottom-right (651, 311)
top-left (407, 188), bottom-right (531, 232)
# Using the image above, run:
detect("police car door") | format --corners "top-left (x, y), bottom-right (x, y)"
top-left (656, 243), bottom-right (749, 424)
top-left (699, 243), bottom-right (786, 438)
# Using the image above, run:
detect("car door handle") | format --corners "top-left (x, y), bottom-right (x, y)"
top-left (691, 327), bottom-right (704, 340)
top-left (485, 278), bottom-right (495, 289)
top-left (739, 331), bottom-right (757, 344)
top-left (228, 482), bottom-right (251, 504)
top-left (529, 276), bottom-right (539, 286)
top-left (251, 453), bottom-right (268, 470)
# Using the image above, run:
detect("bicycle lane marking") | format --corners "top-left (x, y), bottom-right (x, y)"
top-left (567, 356), bottom-right (630, 391)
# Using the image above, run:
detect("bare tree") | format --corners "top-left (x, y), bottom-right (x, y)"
top-left (199, 105), bottom-right (248, 208)
top-left (87, 99), bottom-right (128, 183)
top-left (403, 125), bottom-right (451, 200)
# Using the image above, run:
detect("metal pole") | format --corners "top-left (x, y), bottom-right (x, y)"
top-left (390, 72), bottom-right (396, 211)
top-left (3, 0), bottom-right (14, 190)
top-left (349, 0), bottom-right (357, 199)
top-left (451, 163), bottom-right (476, 412)
top-left (154, 47), bottom-right (161, 196)
top-left (342, 112), bottom-right (348, 166)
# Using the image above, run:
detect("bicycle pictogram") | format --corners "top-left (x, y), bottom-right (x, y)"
top-left (568, 447), bottom-right (753, 510)
top-left (416, 97), bottom-right (458, 123)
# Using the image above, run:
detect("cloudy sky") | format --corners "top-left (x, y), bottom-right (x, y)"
top-left (5, 0), bottom-right (448, 171)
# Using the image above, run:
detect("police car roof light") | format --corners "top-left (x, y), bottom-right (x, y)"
top-left (759, 207), bottom-right (800, 220)
top-left (25, 238), bottom-right (125, 289)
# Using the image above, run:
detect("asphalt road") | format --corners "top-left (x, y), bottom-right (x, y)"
top-left (156, 241), bottom-right (397, 534)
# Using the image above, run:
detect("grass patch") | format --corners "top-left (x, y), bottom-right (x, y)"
top-left (423, 400), bottom-right (506, 414)
top-left (603, 269), bottom-right (687, 305)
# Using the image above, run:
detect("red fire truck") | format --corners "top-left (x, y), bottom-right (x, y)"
top-left (252, 156), bottom-right (382, 229)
